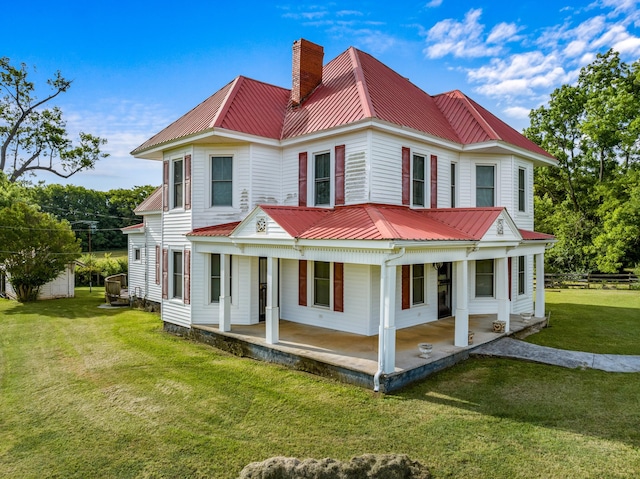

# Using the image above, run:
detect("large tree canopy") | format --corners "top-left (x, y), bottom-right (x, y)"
top-left (525, 50), bottom-right (640, 273)
top-left (0, 201), bottom-right (81, 302)
top-left (0, 57), bottom-right (108, 182)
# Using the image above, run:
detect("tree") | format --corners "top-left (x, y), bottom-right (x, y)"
top-left (0, 202), bottom-right (81, 301)
top-left (0, 57), bottom-right (108, 182)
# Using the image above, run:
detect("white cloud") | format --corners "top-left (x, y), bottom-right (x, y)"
top-left (503, 106), bottom-right (532, 119)
top-left (425, 0), bottom-right (443, 7)
top-left (425, 9), bottom-right (504, 58)
top-left (487, 22), bottom-right (521, 44)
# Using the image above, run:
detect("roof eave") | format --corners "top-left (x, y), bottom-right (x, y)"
top-left (462, 140), bottom-right (557, 166)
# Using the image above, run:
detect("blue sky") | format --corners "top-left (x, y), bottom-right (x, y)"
top-left (4, 0), bottom-right (640, 191)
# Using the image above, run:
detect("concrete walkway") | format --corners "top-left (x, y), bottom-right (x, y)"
top-left (473, 338), bottom-right (640, 372)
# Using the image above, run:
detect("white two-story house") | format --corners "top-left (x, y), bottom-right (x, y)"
top-left (125, 39), bottom-right (555, 388)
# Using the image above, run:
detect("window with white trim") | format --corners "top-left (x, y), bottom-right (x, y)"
top-left (134, 248), bottom-right (141, 261)
top-left (173, 158), bottom-right (184, 209)
top-left (313, 261), bottom-right (330, 307)
top-left (314, 152), bottom-right (331, 206)
top-left (172, 251), bottom-right (183, 299)
top-left (211, 156), bottom-right (233, 207)
top-left (412, 154), bottom-right (425, 206)
top-left (518, 167), bottom-right (526, 212)
top-left (518, 256), bottom-right (526, 295)
top-left (412, 264), bottom-right (425, 305)
top-left (475, 259), bottom-right (494, 297)
top-left (210, 254), bottom-right (232, 303)
top-left (476, 165), bottom-right (495, 207)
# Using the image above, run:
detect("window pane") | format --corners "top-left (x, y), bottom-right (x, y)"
top-left (173, 252), bottom-right (183, 298)
top-left (518, 168), bottom-right (526, 212)
top-left (475, 259), bottom-right (494, 297)
top-left (413, 180), bottom-right (425, 206)
top-left (212, 182), bottom-right (232, 206)
top-left (476, 259), bottom-right (494, 274)
top-left (476, 165), bottom-right (494, 187)
top-left (315, 179), bottom-right (330, 205)
top-left (212, 157), bottom-right (233, 181)
top-left (314, 261), bottom-right (330, 307)
top-left (315, 153), bottom-right (330, 179)
top-left (174, 160), bottom-right (183, 183)
top-left (476, 188), bottom-right (494, 207)
top-left (413, 155), bottom-right (424, 180)
top-left (173, 159), bottom-right (183, 208)
top-left (212, 157), bottom-right (233, 206)
top-left (451, 163), bottom-right (456, 208)
top-left (412, 264), bottom-right (424, 305)
top-left (518, 256), bottom-right (526, 295)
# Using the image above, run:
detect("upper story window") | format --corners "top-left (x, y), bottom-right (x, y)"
top-left (451, 162), bottom-right (456, 208)
top-left (518, 168), bottom-right (526, 212)
top-left (475, 259), bottom-right (494, 297)
top-left (134, 248), bottom-right (141, 261)
top-left (476, 165), bottom-right (495, 207)
top-left (173, 159), bottom-right (184, 209)
top-left (314, 153), bottom-right (331, 206)
top-left (172, 251), bottom-right (183, 299)
top-left (212, 156), bottom-right (233, 207)
top-left (313, 261), bottom-right (330, 307)
top-left (412, 154), bottom-right (425, 206)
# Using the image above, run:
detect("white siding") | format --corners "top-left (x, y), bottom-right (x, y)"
top-left (250, 144), bottom-right (283, 207)
top-left (145, 215), bottom-right (163, 303)
top-left (38, 264), bottom-right (75, 299)
top-left (394, 263), bottom-right (439, 328)
top-left (127, 232), bottom-right (146, 298)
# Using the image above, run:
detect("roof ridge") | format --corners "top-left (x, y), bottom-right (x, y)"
top-left (211, 76), bottom-right (242, 128)
top-left (348, 47), bottom-right (375, 118)
top-left (452, 90), bottom-right (501, 141)
top-left (363, 204), bottom-right (400, 239)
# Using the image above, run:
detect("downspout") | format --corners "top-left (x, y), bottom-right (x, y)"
top-left (373, 246), bottom-right (406, 392)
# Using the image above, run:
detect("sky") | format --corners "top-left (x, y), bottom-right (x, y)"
top-left (4, 0), bottom-right (640, 191)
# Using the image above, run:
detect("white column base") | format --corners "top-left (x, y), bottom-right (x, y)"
top-left (454, 308), bottom-right (469, 347)
top-left (383, 326), bottom-right (396, 374)
top-left (535, 253), bottom-right (545, 318)
top-left (265, 306), bottom-right (279, 344)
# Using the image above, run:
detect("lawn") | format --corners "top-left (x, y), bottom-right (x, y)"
top-left (1, 289), bottom-right (639, 478)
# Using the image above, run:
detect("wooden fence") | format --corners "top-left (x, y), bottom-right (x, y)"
top-left (542, 272), bottom-right (639, 289)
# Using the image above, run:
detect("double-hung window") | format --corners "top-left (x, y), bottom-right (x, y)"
top-left (212, 156), bottom-right (233, 206)
top-left (314, 153), bottom-right (330, 206)
top-left (475, 259), bottom-right (494, 297)
top-left (412, 154), bottom-right (425, 206)
top-left (173, 159), bottom-right (184, 209)
top-left (518, 256), bottom-right (526, 295)
top-left (134, 248), bottom-right (141, 261)
top-left (412, 264), bottom-right (425, 305)
top-left (451, 163), bottom-right (456, 208)
top-left (518, 168), bottom-right (526, 212)
top-left (313, 261), bottom-right (330, 307)
top-left (211, 254), bottom-right (232, 302)
top-left (172, 251), bottom-right (183, 299)
top-left (476, 165), bottom-right (495, 207)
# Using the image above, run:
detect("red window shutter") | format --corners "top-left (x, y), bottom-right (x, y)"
top-left (335, 145), bottom-right (345, 205)
top-left (162, 160), bottom-right (169, 212)
top-left (162, 248), bottom-right (168, 299)
top-left (184, 249), bottom-right (191, 304)
top-left (184, 154), bottom-right (192, 210)
top-left (401, 264), bottom-right (410, 310)
top-left (334, 262), bottom-right (344, 312)
top-left (430, 155), bottom-right (438, 208)
top-left (155, 245), bottom-right (160, 285)
top-left (402, 147), bottom-right (410, 205)
top-left (298, 152), bottom-right (308, 206)
top-left (299, 260), bottom-right (307, 306)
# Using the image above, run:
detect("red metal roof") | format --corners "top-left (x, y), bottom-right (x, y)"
top-left (134, 187), bottom-right (162, 214)
top-left (259, 205), bottom-right (333, 237)
top-left (121, 223), bottom-right (144, 232)
top-left (132, 44), bottom-right (554, 161)
top-left (188, 222), bottom-right (241, 237)
top-left (434, 90), bottom-right (555, 159)
top-left (519, 229), bottom-right (555, 240)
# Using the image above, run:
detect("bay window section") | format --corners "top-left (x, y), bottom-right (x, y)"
top-left (211, 156), bottom-right (233, 206)
top-left (476, 165), bottom-right (495, 207)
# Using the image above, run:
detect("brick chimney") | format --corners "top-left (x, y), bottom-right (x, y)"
top-left (291, 39), bottom-right (324, 107)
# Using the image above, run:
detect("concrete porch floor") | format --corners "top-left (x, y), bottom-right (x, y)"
top-left (188, 313), bottom-right (546, 391)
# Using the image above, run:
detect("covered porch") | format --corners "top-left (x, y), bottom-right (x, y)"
top-left (176, 312), bottom-right (546, 392)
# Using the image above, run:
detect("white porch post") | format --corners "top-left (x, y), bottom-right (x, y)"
top-left (454, 260), bottom-right (469, 347)
top-left (265, 257), bottom-right (279, 344)
top-left (496, 257), bottom-right (510, 330)
top-left (379, 264), bottom-right (397, 374)
top-left (219, 254), bottom-right (231, 332)
top-left (535, 253), bottom-right (545, 318)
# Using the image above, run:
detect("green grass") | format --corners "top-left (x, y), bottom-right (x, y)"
top-left (1, 289), bottom-right (639, 478)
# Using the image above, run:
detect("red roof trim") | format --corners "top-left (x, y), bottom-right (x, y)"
top-left (349, 47), bottom-right (375, 118)
top-left (519, 229), bottom-right (555, 240)
top-left (121, 223), bottom-right (144, 232)
top-left (187, 221), bottom-right (241, 237)
top-left (211, 76), bottom-right (241, 129)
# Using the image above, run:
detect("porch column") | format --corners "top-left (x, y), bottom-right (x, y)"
top-left (535, 253), bottom-right (545, 318)
top-left (496, 257), bottom-right (510, 330)
top-left (454, 260), bottom-right (469, 347)
top-left (219, 254), bottom-right (231, 332)
top-left (265, 257), bottom-right (279, 344)
top-left (378, 263), bottom-right (397, 374)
